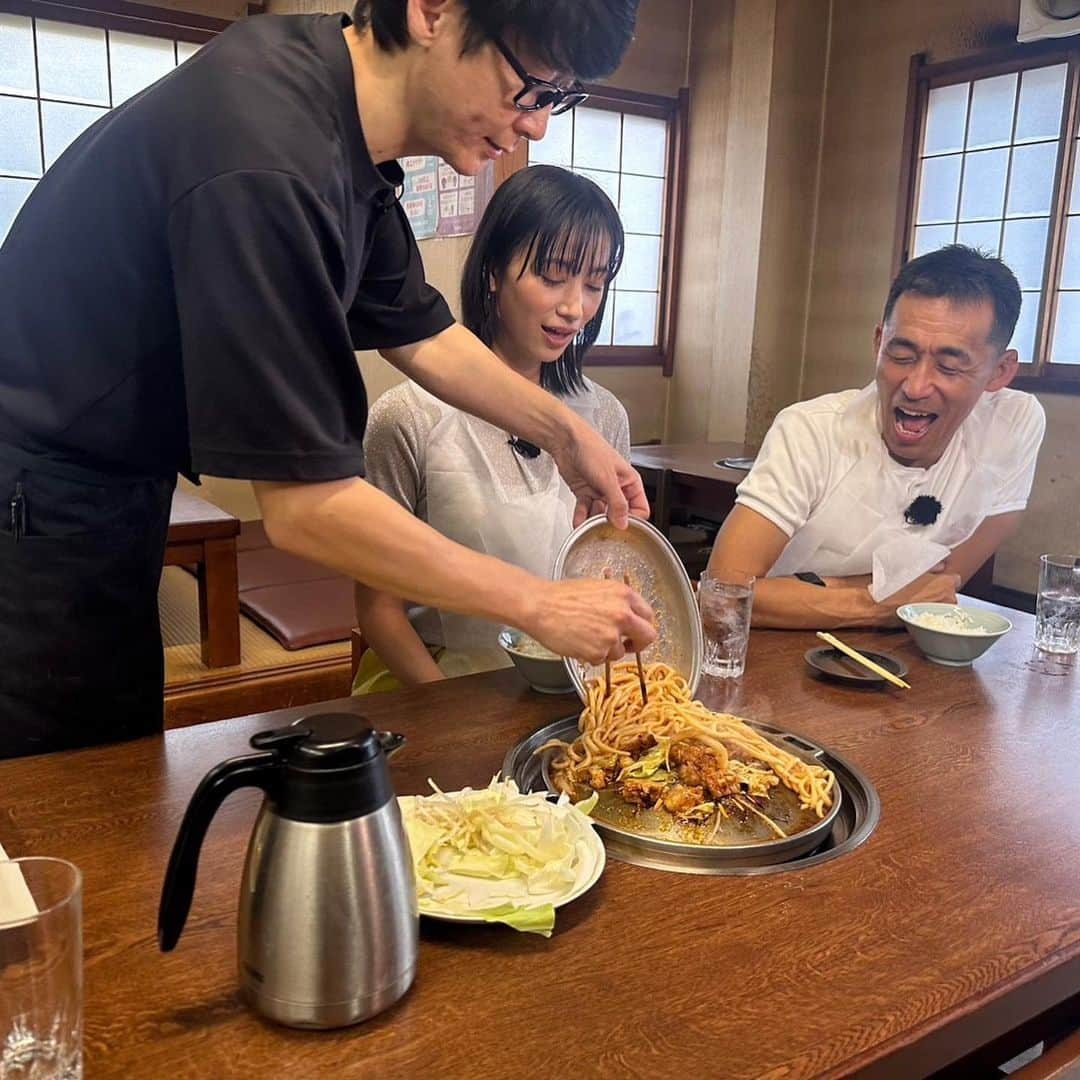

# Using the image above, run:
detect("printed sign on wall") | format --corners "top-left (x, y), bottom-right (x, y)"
top-left (400, 157), bottom-right (495, 240)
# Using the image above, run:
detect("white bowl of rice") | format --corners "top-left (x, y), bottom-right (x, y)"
top-left (498, 627), bottom-right (575, 694)
top-left (896, 602), bottom-right (1012, 667)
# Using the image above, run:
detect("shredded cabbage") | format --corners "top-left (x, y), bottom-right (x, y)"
top-left (399, 776), bottom-right (601, 937)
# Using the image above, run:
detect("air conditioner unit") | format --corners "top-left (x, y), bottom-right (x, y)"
top-left (1019, 0), bottom-right (1080, 42)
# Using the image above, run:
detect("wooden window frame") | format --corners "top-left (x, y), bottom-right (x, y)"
top-left (505, 83), bottom-right (690, 376)
top-left (895, 41), bottom-right (1080, 394)
top-left (0, 0), bottom-right (235, 45)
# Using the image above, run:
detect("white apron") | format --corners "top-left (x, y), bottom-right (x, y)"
top-left (769, 385), bottom-right (1003, 601)
top-left (417, 384), bottom-right (602, 652)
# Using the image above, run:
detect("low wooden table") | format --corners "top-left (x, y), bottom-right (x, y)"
top-left (164, 490), bottom-right (241, 668)
top-left (2, 602), bottom-right (1077, 1077)
top-left (631, 440), bottom-right (751, 528)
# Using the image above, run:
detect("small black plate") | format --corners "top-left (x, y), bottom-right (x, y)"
top-left (804, 646), bottom-right (909, 687)
top-left (716, 457), bottom-right (755, 470)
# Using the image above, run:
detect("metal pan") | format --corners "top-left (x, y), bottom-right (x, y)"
top-left (510, 714), bottom-right (842, 872)
top-left (551, 516), bottom-right (702, 703)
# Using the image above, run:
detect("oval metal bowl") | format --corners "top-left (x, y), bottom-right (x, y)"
top-left (551, 516), bottom-right (703, 703)
top-left (505, 715), bottom-right (842, 874)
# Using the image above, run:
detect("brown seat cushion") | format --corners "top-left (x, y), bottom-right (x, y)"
top-left (240, 578), bottom-right (357, 651)
top-left (183, 520), bottom-right (355, 650)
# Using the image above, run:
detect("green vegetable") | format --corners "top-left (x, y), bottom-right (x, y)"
top-left (400, 777), bottom-right (600, 935)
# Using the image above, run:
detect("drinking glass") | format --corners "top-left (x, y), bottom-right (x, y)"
top-left (698, 570), bottom-right (755, 678)
top-left (0, 858), bottom-right (82, 1080)
top-left (1035, 554), bottom-right (1080, 655)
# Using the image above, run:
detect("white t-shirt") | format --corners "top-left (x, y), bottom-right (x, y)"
top-left (735, 383), bottom-right (1045, 583)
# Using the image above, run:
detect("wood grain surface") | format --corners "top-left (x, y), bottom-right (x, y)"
top-left (2, 603), bottom-right (1078, 1078)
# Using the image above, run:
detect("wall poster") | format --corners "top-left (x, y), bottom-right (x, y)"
top-left (400, 157), bottom-right (496, 241)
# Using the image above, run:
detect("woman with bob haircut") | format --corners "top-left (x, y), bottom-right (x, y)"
top-left (354, 164), bottom-right (631, 691)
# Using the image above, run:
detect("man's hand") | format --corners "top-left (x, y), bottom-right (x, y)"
top-left (879, 571), bottom-right (960, 625)
top-left (550, 418), bottom-right (650, 529)
top-left (519, 578), bottom-right (656, 663)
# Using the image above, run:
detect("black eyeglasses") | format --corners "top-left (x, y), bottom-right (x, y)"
top-left (492, 36), bottom-right (588, 116)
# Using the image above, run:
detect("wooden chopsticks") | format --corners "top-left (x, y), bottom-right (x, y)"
top-left (600, 570), bottom-right (648, 703)
top-left (624, 573), bottom-right (649, 704)
top-left (816, 631), bottom-right (910, 690)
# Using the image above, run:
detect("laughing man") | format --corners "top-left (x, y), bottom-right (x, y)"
top-left (707, 245), bottom-right (1046, 629)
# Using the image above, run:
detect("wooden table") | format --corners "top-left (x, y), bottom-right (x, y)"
top-left (2, 604), bottom-right (1078, 1078)
top-left (631, 440), bottom-right (751, 528)
top-left (164, 490), bottom-right (241, 668)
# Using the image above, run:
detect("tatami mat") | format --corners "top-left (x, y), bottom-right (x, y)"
top-left (159, 567), bottom-right (349, 687)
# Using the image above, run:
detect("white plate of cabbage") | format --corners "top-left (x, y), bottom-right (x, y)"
top-left (398, 777), bottom-right (605, 937)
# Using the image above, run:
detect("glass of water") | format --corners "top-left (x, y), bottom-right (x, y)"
top-left (1035, 554), bottom-right (1080, 655)
top-left (698, 570), bottom-right (755, 678)
top-left (0, 858), bottom-right (82, 1080)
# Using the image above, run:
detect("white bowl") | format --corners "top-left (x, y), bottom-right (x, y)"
top-left (896, 603), bottom-right (1012, 667)
top-left (497, 628), bottom-right (575, 694)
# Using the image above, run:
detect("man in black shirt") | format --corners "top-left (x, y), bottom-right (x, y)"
top-left (0, 0), bottom-right (652, 757)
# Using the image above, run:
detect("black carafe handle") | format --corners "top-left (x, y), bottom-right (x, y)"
top-left (157, 752), bottom-right (279, 952)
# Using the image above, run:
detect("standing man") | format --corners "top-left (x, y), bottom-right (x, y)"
top-left (0, 0), bottom-right (653, 758)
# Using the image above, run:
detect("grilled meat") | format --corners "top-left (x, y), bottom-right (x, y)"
top-left (661, 783), bottom-right (705, 816)
top-left (618, 777), bottom-right (666, 807)
top-left (670, 742), bottom-right (741, 800)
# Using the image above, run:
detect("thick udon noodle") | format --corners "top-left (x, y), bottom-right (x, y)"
top-left (540, 661), bottom-right (835, 820)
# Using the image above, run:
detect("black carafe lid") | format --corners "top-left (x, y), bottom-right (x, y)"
top-left (250, 714), bottom-right (395, 823)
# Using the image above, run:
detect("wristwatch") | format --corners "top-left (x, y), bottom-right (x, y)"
top-left (795, 571), bottom-right (827, 587)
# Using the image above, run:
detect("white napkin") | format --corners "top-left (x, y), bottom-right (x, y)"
top-left (870, 537), bottom-right (951, 603)
top-left (0, 842), bottom-right (39, 925)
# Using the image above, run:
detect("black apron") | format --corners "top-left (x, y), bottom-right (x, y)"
top-left (0, 445), bottom-right (176, 759)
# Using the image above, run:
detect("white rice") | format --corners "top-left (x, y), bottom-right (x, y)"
top-left (907, 608), bottom-right (993, 635)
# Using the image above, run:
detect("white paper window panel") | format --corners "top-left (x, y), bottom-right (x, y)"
top-left (619, 233), bottom-right (661, 291)
top-left (528, 107), bottom-right (572, 167)
top-left (1051, 291), bottom-right (1080, 363)
top-left (0, 94), bottom-right (42, 177)
top-left (595, 292), bottom-right (614, 345)
top-left (0, 176), bottom-right (35, 243)
top-left (1005, 141), bottom-right (1057, 217)
top-left (0, 14), bottom-right (37, 97)
top-left (619, 173), bottom-right (664, 235)
top-left (923, 83), bottom-right (969, 157)
top-left (1061, 217), bottom-right (1080, 290)
top-left (958, 148), bottom-right (1009, 221)
top-left (41, 99), bottom-right (108, 169)
top-left (966, 73), bottom-right (1017, 151)
top-left (176, 40), bottom-right (201, 65)
top-left (912, 224), bottom-right (955, 256)
top-left (1070, 144), bottom-right (1080, 215)
top-left (916, 154), bottom-right (962, 224)
top-left (573, 107), bottom-right (621, 171)
top-left (956, 219), bottom-right (1001, 256)
top-left (1009, 291), bottom-right (1040, 365)
top-left (1001, 216), bottom-right (1050, 291)
top-left (574, 167), bottom-right (619, 207)
top-left (35, 20), bottom-right (109, 106)
top-left (109, 31), bottom-right (175, 106)
top-left (1014, 64), bottom-right (1067, 144)
top-left (612, 290), bottom-right (659, 346)
top-left (621, 113), bottom-right (667, 177)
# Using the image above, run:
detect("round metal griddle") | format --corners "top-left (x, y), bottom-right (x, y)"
top-left (504, 715), bottom-right (847, 873)
top-left (551, 516), bottom-right (703, 703)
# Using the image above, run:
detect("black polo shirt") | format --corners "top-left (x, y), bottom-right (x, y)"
top-left (0, 13), bottom-right (453, 482)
